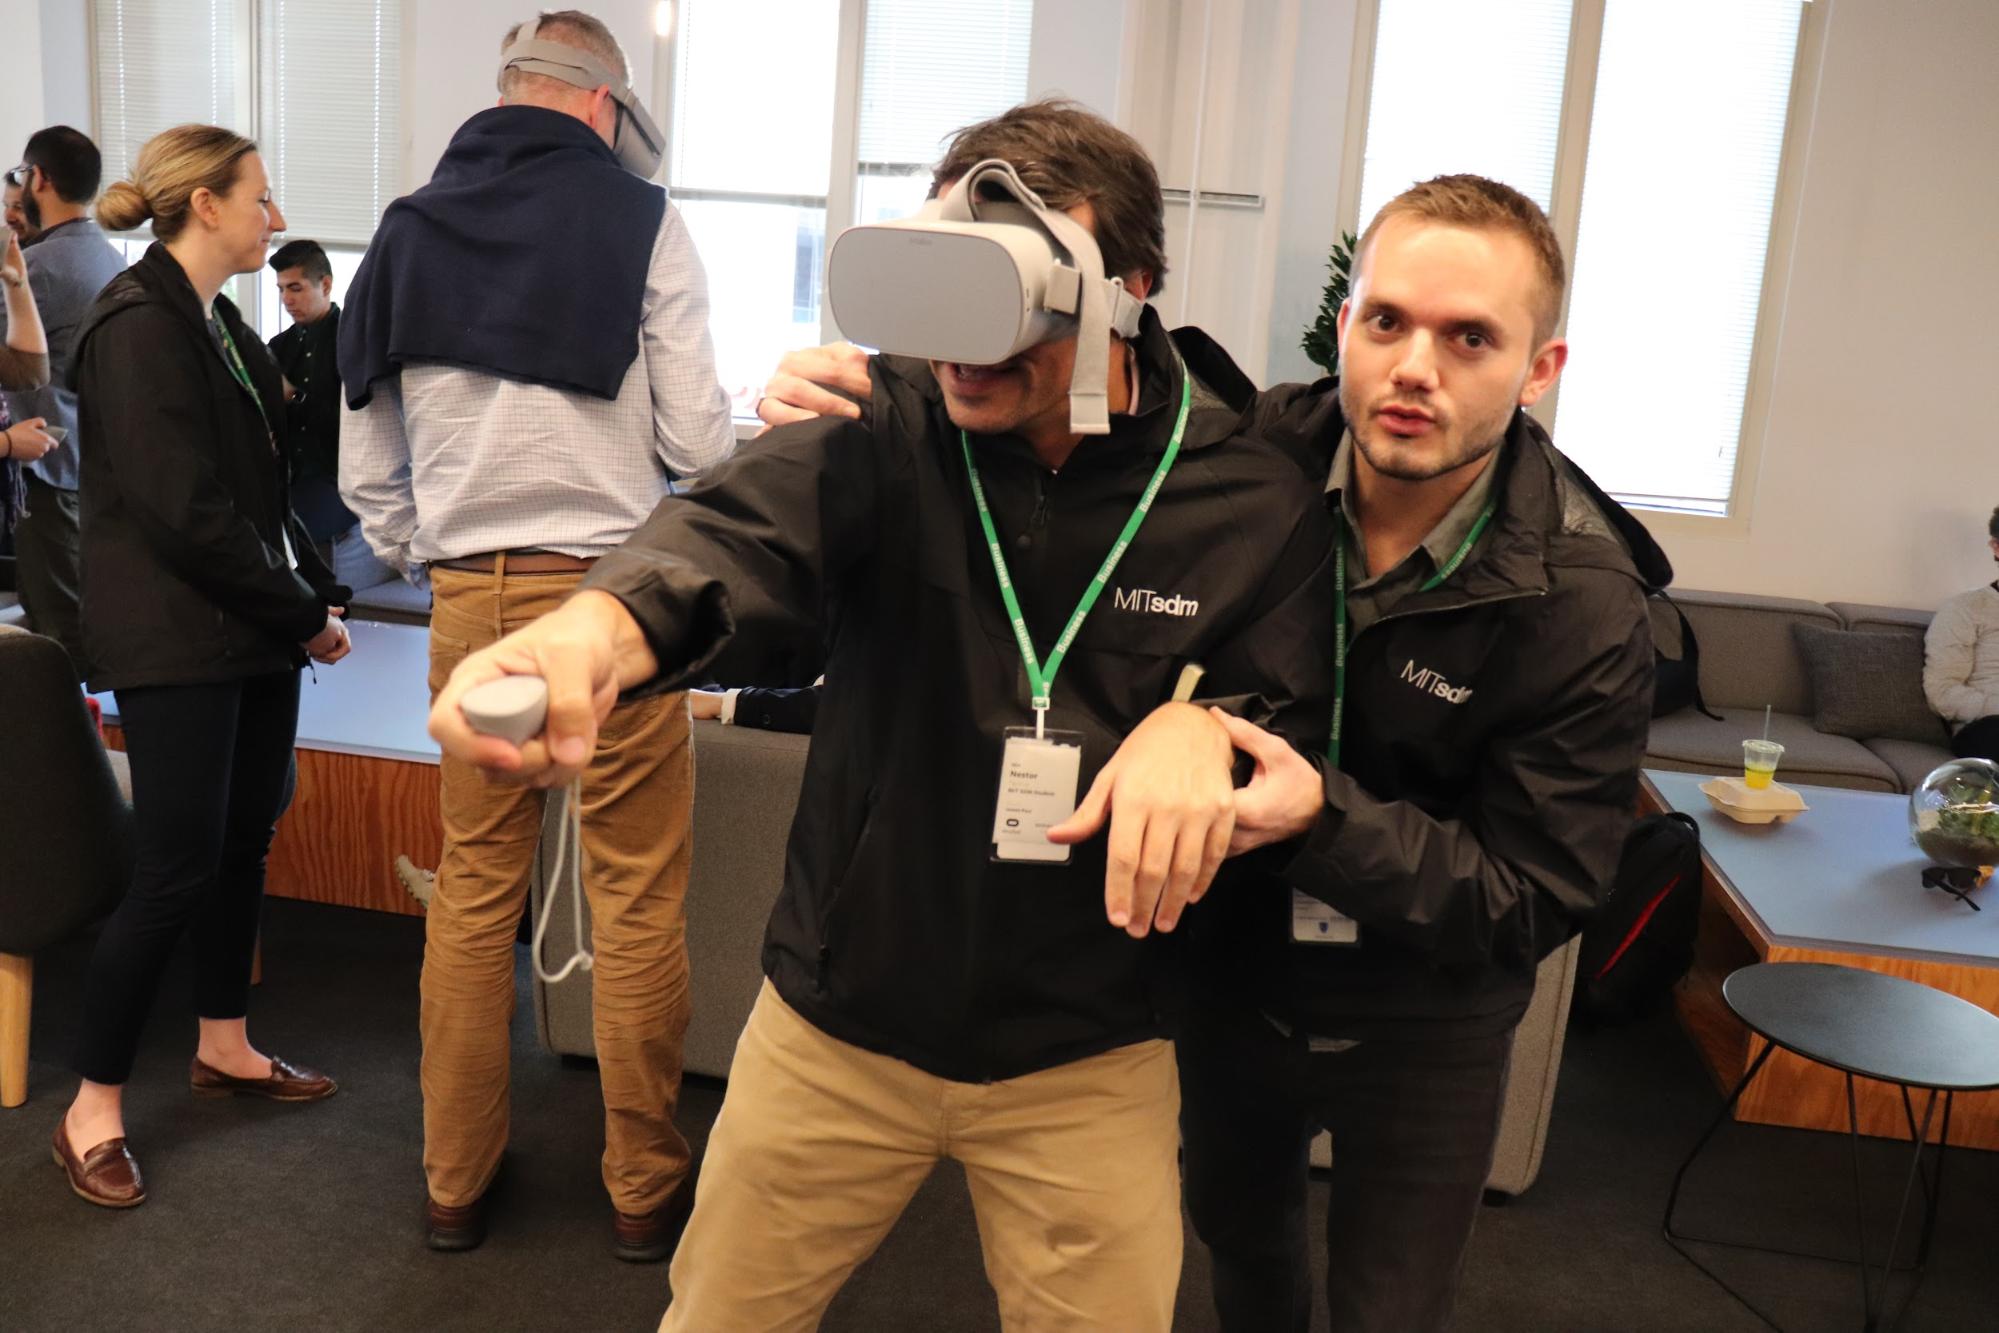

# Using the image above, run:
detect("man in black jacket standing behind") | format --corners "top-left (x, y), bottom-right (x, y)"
top-left (267, 239), bottom-right (387, 590)
top-left (1170, 176), bottom-right (1661, 1332)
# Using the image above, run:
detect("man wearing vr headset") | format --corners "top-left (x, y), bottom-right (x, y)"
top-left (428, 100), bottom-right (1334, 1329)
top-left (338, 9), bottom-right (732, 1262)
top-left (763, 178), bottom-right (1666, 1331)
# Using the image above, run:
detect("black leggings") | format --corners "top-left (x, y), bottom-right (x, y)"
top-left (74, 671), bottom-right (301, 1085)
top-left (1951, 715), bottom-right (1999, 762)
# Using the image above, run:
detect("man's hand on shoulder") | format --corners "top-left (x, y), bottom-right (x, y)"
top-left (755, 342), bottom-right (872, 434)
top-left (1048, 702), bottom-right (1237, 939)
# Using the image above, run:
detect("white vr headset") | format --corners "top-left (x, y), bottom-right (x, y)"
top-left (498, 19), bottom-right (665, 179)
top-left (825, 159), bottom-right (1147, 435)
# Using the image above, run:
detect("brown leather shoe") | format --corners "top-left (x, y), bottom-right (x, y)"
top-left (426, 1194), bottom-right (488, 1252)
top-left (613, 1160), bottom-right (701, 1264)
top-left (52, 1121), bottom-right (146, 1209)
top-left (189, 1054), bottom-right (337, 1102)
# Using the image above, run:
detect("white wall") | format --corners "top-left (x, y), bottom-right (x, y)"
top-left (402, 0), bottom-right (658, 190)
top-left (1026, 0), bottom-right (1128, 120)
top-left (36, 0), bottom-right (89, 134)
top-left (1652, 0), bottom-right (1999, 610)
top-left (0, 0), bottom-right (47, 154)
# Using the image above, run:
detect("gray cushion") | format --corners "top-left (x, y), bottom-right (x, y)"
top-left (1862, 737), bottom-right (1956, 793)
top-left (1828, 602), bottom-right (1932, 638)
top-left (1791, 623), bottom-right (1948, 745)
top-left (1646, 706), bottom-right (1898, 792)
top-left (1671, 589), bottom-right (1837, 714)
top-left (347, 576), bottom-right (432, 627)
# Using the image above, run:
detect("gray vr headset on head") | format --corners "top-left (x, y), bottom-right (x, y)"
top-left (825, 159), bottom-right (1147, 435)
top-left (499, 18), bottom-right (665, 179)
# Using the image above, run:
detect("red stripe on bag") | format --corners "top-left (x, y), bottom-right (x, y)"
top-left (1593, 874), bottom-right (1681, 981)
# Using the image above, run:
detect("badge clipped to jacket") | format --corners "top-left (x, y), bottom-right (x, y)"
top-left (990, 726), bottom-right (1084, 864)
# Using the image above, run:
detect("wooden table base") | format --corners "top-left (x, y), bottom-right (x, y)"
top-left (105, 726), bottom-right (438, 918)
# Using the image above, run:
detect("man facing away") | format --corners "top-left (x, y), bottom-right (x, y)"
top-left (0, 127), bottom-right (124, 678)
top-left (338, 8), bottom-right (733, 1262)
top-left (267, 238), bottom-right (390, 592)
top-left (428, 99), bottom-right (1335, 1330)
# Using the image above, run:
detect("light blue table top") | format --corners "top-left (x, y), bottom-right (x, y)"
top-left (1644, 769), bottom-right (1999, 967)
top-left (94, 619), bottom-right (440, 765)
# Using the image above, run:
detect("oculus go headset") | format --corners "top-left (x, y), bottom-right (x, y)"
top-left (825, 159), bottom-right (1147, 435)
top-left (498, 18), bottom-right (665, 179)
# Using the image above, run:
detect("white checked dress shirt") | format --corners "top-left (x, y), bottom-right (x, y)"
top-left (340, 202), bottom-right (734, 585)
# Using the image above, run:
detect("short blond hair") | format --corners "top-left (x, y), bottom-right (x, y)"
top-left (1358, 175), bottom-right (1567, 344)
top-left (97, 124), bottom-right (257, 242)
top-left (498, 9), bottom-right (629, 101)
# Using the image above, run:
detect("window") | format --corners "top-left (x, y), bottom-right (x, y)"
top-left (1348, 0), bottom-right (1810, 518)
top-left (258, 0), bottom-right (403, 248)
top-left (1354, 0), bottom-right (1572, 228)
top-left (91, 0), bottom-right (402, 328)
top-left (1555, 2), bottom-right (1803, 514)
top-left (668, 0), bottom-right (1034, 416)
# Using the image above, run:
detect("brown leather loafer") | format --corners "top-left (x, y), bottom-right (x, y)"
top-left (189, 1055), bottom-right (337, 1102)
top-left (53, 1122), bottom-right (146, 1209)
top-left (613, 1160), bottom-right (701, 1264)
top-left (426, 1194), bottom-right (487, 1252)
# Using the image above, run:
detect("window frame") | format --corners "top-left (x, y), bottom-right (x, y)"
top-left (84, 0), bottom-right (403, 336)
top-left (1335, 0), bottom-right (1827, 537)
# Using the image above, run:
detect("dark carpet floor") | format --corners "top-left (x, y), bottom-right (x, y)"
top-left (2, 898), bottom-right (1994, 1331)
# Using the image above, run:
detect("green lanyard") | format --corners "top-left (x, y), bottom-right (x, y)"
top-left (962, 356), bottom-right (1193, 738)
top-left (1328, 501), bottom-right (1495, 768)
top-left (213, 314), bottom-right (275, 443)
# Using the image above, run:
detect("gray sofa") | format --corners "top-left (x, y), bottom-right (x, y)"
top-left (1646, 589), bottom-right (1952, 793)
top-left (534, 716), bottom-right (1579, 1197)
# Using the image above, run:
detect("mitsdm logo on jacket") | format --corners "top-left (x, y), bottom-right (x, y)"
top-left (1400, 658), bottom-right (1474, 705)
top-left (1112, 586), bottom-right (1201, 618)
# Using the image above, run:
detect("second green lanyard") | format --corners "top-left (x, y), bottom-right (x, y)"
top-left (1328, 499), bottom-right (1495, 768)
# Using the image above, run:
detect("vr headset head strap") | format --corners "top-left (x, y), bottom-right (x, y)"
top-left (499, 23), bottom-right (666, 179)
top-left (937, 160), bottom-right (1144, 435)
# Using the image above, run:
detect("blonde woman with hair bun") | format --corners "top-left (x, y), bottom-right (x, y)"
top-left (52, 124), bottom-right (355, 1209)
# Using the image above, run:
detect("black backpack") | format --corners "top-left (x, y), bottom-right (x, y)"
top-left (1649, 591), bottom-right (1722, 721)
top-left (1574, 812), bottom-right (1703, 1024)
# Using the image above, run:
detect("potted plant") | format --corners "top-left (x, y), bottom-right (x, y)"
top-left (1300, 231), bottom-right (1358, 380)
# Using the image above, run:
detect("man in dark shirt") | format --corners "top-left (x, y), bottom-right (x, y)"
top-left (267, 239), bottom-right (388, 590)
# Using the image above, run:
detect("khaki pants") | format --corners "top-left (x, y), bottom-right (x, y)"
top-left (661, 983), bottom-right (1183, 1333)
top-left (423, 565), bottom-right (694, 1214)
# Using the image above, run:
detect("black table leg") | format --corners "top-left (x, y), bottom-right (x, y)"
top-left (1664, 1036), bottom-right (1955, 1332)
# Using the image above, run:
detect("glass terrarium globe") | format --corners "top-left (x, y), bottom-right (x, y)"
top-left (1909, 757), bottom-right (1999, 867)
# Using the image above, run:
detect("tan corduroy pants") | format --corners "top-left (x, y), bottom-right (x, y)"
top-left (660, 982), bottom-right (1184, 1332)
top-left (422, 564), bottom-right (694, 1214)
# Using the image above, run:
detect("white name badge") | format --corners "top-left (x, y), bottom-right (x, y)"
top-left (991, 727), bottom-right (1084, 864)
top-left (1292, 889), bottom-right (1359, 945)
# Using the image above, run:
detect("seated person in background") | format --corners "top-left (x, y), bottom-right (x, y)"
top-left (267, 238), bottom-right (392, 591)
top-left (1924, 505), bottom-right (1999, 761)
top-left (687, 678), bottom-right (821, 734)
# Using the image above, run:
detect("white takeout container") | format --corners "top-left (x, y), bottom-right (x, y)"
top-left (1699, 776), bottom-right (1809, 825)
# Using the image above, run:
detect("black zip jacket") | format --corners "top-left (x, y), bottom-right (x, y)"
top-left (70, 244), bottom-right (346, 691)
top-left (585, 310), bottom-right (1335, 1081)
top-left (269, 304), bottom-right (358, 543)
top-left (1196, 385), bottom-right (1666, 1040)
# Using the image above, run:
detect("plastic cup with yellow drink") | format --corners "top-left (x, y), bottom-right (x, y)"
top-left (1742, 739), bottom-right (1785, 790)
